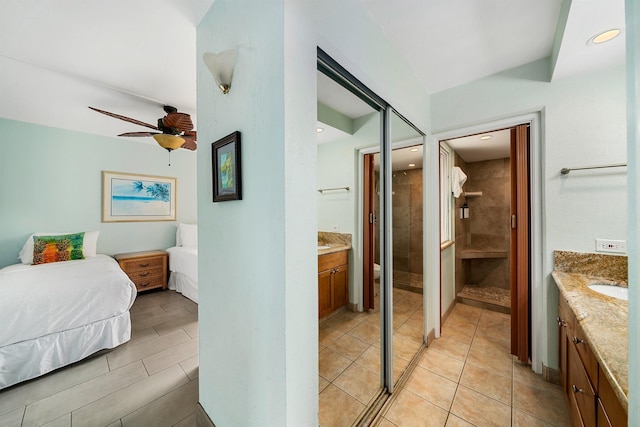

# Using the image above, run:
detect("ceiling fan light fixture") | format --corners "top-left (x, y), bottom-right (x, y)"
top-left (203, 49), bottom-right (238, 95)
top-left (588, 28), bottom-right (622, 45)
top-left (153, 134), bottom-right (185, 151)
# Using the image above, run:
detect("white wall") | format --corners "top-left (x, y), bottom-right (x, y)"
top-left (0, 118), bottom-right (197, 268)
top-left (196, 0), bottom-right (430, 425)
top-left (440, 244), bottom-right (456, 315)
top-left (431, 59), bottom-right (627, 369)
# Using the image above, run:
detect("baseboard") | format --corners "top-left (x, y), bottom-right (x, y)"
top-left (542, 363), bottom-right (561, 386)
top-left (425, 328), bottom-right (435, 346)
top-left (441, 300), bottom-right (456, 324)
top-left (348, 301), bottom-right (358, 312)
top-left (197, 403), bottom-right (216, 427)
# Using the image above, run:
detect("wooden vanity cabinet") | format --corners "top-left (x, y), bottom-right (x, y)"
top-left (318, 250), bottom-right (349, 318)
top-left (558, 295), bottom-right (572, 395)
top-left (597, 366), bottom-right (627, 427)
top-left (567, 342), bottom-right (597, 427)
top-left (558, 297), bottom-right (626, 427)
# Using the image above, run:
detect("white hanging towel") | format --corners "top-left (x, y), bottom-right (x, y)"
top-left (451, 166), bottom-right (467, 198)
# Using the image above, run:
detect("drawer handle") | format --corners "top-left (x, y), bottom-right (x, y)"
top-left (572, 384), bottom-right (583, 394)
top-left (572, 337), bottom-right (584, 345)
top-left (140, 263), bottom-right (150, 267)
top-left (139, 272), bottom-right (150, 277)
top-left (556, 317), bottom-right (567, 327)
top-left (140, 282), bottom-right (150, 287)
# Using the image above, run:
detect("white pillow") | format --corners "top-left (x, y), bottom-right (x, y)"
top-left (19, 231), bottom-right (100, 264)
top-left (177, 223), bottom-right (198, 248)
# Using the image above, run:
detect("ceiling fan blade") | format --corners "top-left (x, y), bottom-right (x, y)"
top-left (181, 130), bottom-right (197, 150)
top-left (163, 112), bottom-right (193, 132)
top-left (89, 106), bottom-right (159, 131)
top-left (181, 139), bottom-right (197, 151)
top-left (118, 131), bottom-right (161, 137)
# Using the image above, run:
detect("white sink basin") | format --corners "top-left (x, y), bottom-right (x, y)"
top-left (587, 284), bottom-right (628, 301)
top-left (318, 245), bottom-right (331, 250)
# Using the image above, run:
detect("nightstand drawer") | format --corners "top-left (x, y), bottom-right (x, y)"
top-left (132, 275), bottom-right (165, 291)
top-left (119, 256), bottom-right (165, 272)
top-left (127, 268), bottom-right (164, 284)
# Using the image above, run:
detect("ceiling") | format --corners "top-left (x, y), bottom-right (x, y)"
top-left (444, 129), bottom-right (511, 163)
top-left (0, 0), bottom-right (626, 150)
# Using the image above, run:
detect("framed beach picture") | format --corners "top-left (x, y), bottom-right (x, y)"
top-left (212, 131), bottom-right (242, 202)
top-left (102, 171), bottom-right (177, 222)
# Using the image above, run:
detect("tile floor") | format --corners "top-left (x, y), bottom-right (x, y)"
top-left (1, 289), bottom-right (569, 427)
top-left (319, 288), bottom-right (424, 427)
top-left (319, 299), bottom-right (570, 427)
top-left (0, 290), bottom-right (199, 427)
top-left (377, 303), bottom-right (570, 427)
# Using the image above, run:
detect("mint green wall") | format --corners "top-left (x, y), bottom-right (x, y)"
top-left (625, 0), bottom-right (639, 420)
top-left (0, 118), bottom-right (197, 268)
top-left (432, 60), bottom-right (627, 370)
top-left (317, 114), bottom-right (378, 235)
top-left (197, 1), bottom-right (298, 425)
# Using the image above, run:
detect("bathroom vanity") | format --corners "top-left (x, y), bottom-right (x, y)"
top-left (318, 249), bottom-right (349, 318)
top-left (552, 251), bottom-right (628, 427)
top-left (317, 232), bottom-right (352, 319)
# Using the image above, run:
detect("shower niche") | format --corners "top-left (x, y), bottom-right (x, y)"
top-left (454, 157), bottom-right (511, 313)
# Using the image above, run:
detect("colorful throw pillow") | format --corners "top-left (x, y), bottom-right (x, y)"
top-left (19, 231), bottom-right (100, 264)
top-left (32, 232), bottom-right (85, 265)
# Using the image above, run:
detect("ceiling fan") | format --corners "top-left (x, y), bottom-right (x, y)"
top-left (89, 105), bottom-right (197, 151)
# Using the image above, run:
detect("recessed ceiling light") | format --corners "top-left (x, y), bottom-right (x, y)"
top-left (589, 29), bottom-right (621, 45)
top-left (408, 163), bottom-right (416, 167)
top-left (316, 127), bottom-right (324, 133)
top-left (410, 147), bottom-right (419, 152)
top-left (479, 135), bottom-right (493, 140)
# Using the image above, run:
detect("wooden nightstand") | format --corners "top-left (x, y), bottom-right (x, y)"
top-left (115, 250), bottom-right (168, 292)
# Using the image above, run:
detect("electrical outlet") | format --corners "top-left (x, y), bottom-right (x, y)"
top-left (595, 239), bottom-right (627, 254)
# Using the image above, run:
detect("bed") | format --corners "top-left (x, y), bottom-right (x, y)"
top-left (0, 254), bottom-right (137, 390)
top-left (166, 223), bottom-right (198, 303)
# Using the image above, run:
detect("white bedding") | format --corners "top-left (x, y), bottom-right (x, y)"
top-left (0, 255), bottom-right (137, 389)
top-left (166, 246), bottom-right (198, 303)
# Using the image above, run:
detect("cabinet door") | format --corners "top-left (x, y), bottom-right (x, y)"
top-left (558, 303), bottom-right (569, 396)
top-left (318, 270), bottom-right (333, 318)
top-left (598, 366), bottom-right (627, 427)
top-left (568, 343), bottom-right (596, 427)
top-left (333, 264), bottom-right (349, 309)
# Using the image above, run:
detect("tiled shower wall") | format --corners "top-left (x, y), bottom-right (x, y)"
top-left (392, 169), bottom-right (423, 284)
top-left (454, 153), bottom-right (468, 296)
top-left (457, 158), bottom-right (511, 290)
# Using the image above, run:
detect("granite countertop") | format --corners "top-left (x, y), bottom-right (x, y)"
top-left (317, 243), bottom-right (351, 255)
top-left (552, 270), bottom-right (628, 412)
top-left (318, 231), bottom-right (352, 255)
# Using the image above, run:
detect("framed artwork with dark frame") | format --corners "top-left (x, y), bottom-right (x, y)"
top-left (211, 131), bottom-right (242, 202)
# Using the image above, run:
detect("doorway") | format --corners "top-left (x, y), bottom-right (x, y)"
top-left (439, 123), bottom-right (531, 363)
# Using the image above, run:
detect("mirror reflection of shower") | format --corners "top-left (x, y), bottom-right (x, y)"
top-left (373, 143), bottom-right (424, 294)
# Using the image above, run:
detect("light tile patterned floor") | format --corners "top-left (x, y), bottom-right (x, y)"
top-left (319, 288), bottom-right (424, 427)
top-left (379, 303), bottom-right (570, 427)
top-left (1, 290), bottom-right (569, 427)
top-left (0, 290), bottom-right (199, 427)
top-left (319, 301), bottom-right (570, 427)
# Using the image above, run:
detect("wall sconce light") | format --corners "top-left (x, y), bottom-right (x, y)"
top-left (203, 49), bottom-right (238, 95)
